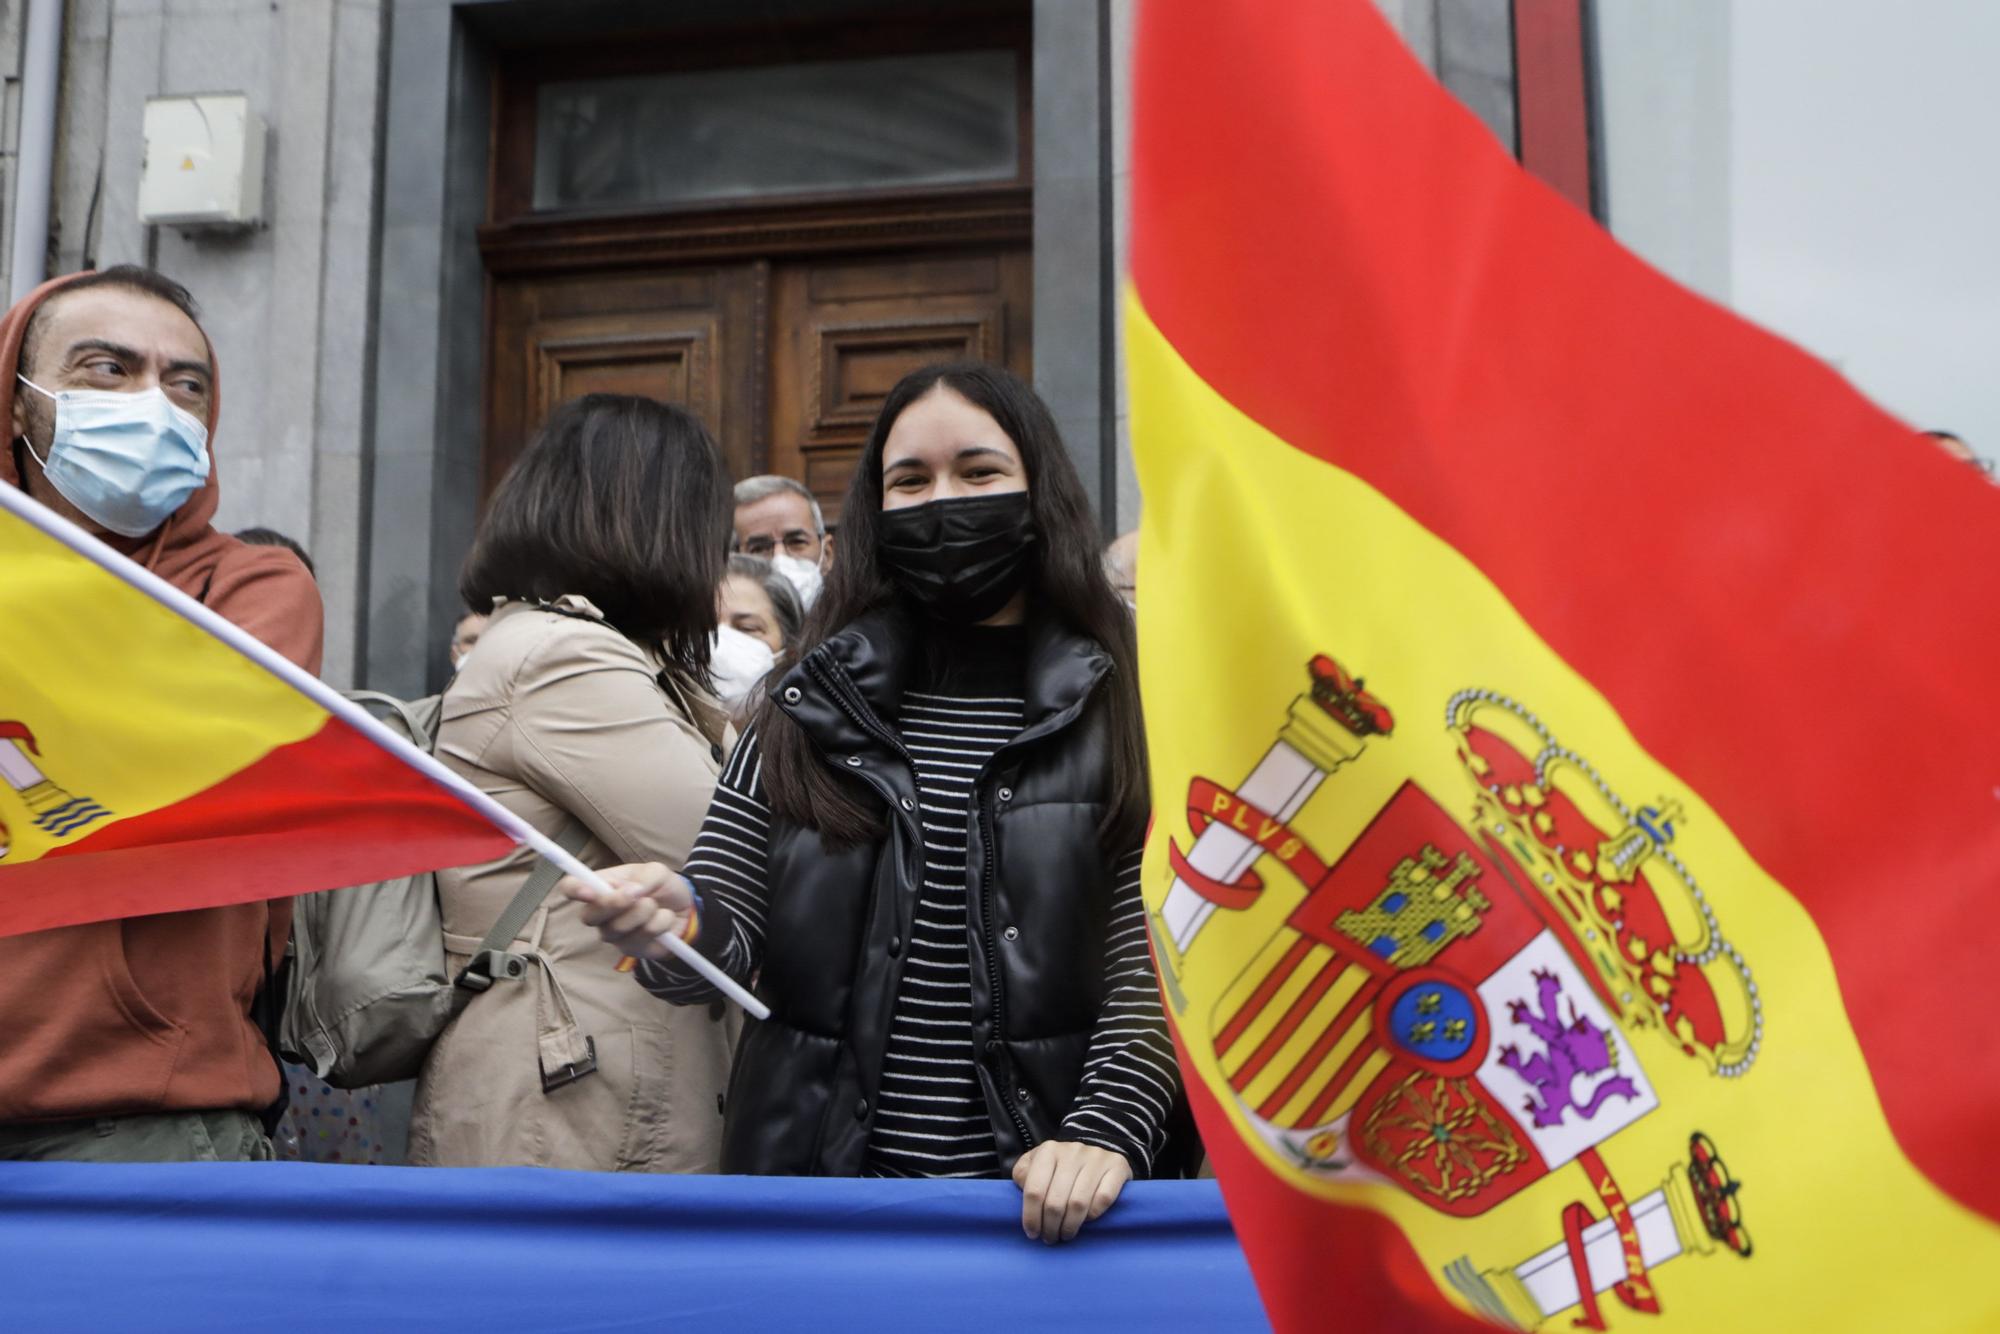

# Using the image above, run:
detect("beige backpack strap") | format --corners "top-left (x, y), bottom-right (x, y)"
top-left (453, 816), bottom-right (592, 998)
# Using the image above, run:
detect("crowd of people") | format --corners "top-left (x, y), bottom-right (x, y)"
top-left (0, 265), bottom-right (1170, 1244)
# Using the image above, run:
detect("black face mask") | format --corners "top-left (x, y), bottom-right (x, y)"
top-left (876, 492), bottom-right (1038, 624)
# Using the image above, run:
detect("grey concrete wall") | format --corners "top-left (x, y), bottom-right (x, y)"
top-left (363, 0), bottom-right (491, 698)
top-left (0, 0), bottom-right (27, 299)
top-left (44, 0), bottom-right (387, 688)
top-left (1031, 0), bottom-right (1119, 534)
top-left (1593, 1), bottom-right (1731, 304)
top-left (1435, 0), bottom-right (1517, 151)
top-left (1107, 0), bottom-right (1135, 536)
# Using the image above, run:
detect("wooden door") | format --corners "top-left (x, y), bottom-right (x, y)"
top-left (484, 264), bottom-right (765, 494)
top-left (768, 248), bottom-right (1032, 523)
top-left (484, 245), bottom-right (1031, 511)
top-left (477, 8), bottom-right (1034, 507)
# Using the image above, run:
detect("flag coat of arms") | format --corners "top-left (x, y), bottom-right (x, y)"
top-left (1128, 1), bottom-right (2000, 1330)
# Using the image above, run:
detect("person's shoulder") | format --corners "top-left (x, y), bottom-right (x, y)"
top-left (210, 538), bottom-right (320, 604)
top-left (201, 540), bottom-right (324, 671)
top-left (203, 540), bottom-right (323, 630)
top-left (490, 597), bottom-right (652, 675)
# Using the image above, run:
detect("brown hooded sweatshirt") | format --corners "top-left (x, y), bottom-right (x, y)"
top-left (0, 273), bottom-right (324, 1124)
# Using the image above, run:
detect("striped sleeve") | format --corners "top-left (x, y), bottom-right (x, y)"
top-left (634, 723), bottom-right (771, 1005)
top-left (1059, 843), bottom-right (1182, 1175)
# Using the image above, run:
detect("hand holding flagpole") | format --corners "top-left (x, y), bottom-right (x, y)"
top-left (522, 825), bottom-right (767, 1019)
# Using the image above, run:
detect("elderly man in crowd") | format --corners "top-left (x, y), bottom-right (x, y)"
top-left (732, 474), bottom-right (830, 609)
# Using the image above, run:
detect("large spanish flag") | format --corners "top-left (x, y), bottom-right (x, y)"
top-left (1130, 3), bottom-right (2000, 1331)
top-left (0, 484), bottom-right (517, 937)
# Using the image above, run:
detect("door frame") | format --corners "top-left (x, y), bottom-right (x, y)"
top-left (365, 0), bottom-right (1114, 698)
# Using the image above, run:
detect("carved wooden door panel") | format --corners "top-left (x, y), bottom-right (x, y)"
top-left (484, 265), bottom-right (764, 496)
top-left (484, 247), bottom-right (1030, 514)
top-left (767, 248), bottom-right (1032, 524)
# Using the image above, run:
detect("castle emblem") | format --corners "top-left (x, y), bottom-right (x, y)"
top-left (1336, 844), bottom-right (1489, 969)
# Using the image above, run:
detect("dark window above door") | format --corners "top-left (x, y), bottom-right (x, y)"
top-left (534, 50), bottom-right (1021, 212)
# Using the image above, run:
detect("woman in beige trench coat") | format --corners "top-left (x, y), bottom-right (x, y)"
top-left (407, 393), bottom-right (741, 1172)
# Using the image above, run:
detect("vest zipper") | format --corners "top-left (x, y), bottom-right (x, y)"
top-left (972, 666), bottom-right (1113, 1159)
top-left (979, 785), bottom-right (1036, 1154)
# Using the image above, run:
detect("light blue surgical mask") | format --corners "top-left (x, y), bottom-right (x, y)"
top-left (17, 375), bottom-right (210, 537)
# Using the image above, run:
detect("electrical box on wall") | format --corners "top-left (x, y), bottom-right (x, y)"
top-left (138, 95), bottom-right (266, 227)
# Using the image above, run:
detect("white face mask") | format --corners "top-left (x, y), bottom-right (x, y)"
top-left (709, 624), bottom-right (777, 708)
top-left (770, 552), bottom-right (824, 610)
top-left (17, 376), bottom-right (211, 537)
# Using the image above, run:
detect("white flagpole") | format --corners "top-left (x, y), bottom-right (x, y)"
top-left (1, 485), bottom-right (769, 1022)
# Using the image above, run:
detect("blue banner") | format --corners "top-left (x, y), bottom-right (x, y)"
top-left (0, 1164), bottom-right (1265, 1331)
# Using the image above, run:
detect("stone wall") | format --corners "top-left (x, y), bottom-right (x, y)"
top-left (34, 0), bottom-right (387, 688)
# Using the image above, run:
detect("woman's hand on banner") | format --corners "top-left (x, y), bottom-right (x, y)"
top-left (563, 862), bottom-right (695, 961)
top-left (1012, 1140), bottom-right (1133, 1244)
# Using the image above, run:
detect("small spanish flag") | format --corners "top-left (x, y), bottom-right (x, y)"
top-left (0, 484), bottom-right (517, 938)
top-left (1130, 2), bottom-right (2000, 1331)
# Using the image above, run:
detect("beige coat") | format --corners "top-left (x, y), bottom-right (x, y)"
top-left (408, 598), bottom-right (739, 1171)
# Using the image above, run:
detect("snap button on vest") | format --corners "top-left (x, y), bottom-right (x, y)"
top-left (998, 786), bottom-right (1014, 802)
top-left (855, 1098), bottom-right (869, 1120)
top-left (889, 934), bottom-right (902, 957)
top-left (1017, 1088), bottom-right (1033, 1105)
top-left (783, 686), bottom-right (802, 703)
top-left (899, 797), bottom-right (914, 811)
top-left (845, 755), bottom-right (863, 767)
top-left (1002, 925), bottom-right (1019, 942)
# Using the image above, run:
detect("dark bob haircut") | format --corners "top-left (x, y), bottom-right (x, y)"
top-left (460, 393), bottom-right (731, 679)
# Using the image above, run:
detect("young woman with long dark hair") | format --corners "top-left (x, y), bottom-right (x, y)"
top-left (567, 363), bottom-right (1178, 1241)
top-left (409, 392), bottom-right (740, 1172)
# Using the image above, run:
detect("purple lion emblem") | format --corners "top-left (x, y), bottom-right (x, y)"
top-left (1498, 969), bottom-right (1639, 1129)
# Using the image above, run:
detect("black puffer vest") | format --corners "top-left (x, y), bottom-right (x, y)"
top-left (720, 608), bottom-right (1127, 1176)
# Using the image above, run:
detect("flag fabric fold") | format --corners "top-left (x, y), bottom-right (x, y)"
top-left (1128, 2), bottom-right (2000, 1330)
top-left (0, 484), bottom-right (519, 938)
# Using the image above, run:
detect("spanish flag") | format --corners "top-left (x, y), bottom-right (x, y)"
top-left (0, 484), bottom-right (517, 937)
top-left (1130, 3), bottom-right (2000, 1331)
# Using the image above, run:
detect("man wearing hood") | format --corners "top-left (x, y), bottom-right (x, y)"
top-left (0, 266), bottom-right (323, 1162)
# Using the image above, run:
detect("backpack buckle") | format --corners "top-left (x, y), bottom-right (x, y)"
top-left (456, 949), bottom-right (528, 994)
top-left (541, 1036), bottom-right (598, 1092)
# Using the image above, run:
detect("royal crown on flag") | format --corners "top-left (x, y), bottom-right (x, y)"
top-left (1153, 655), bottom-right (1760, 1330)
top-left (1446, 690), bottom-right (1759, 1079)
top-left (1308, 654), bottom-right (1395, 738)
